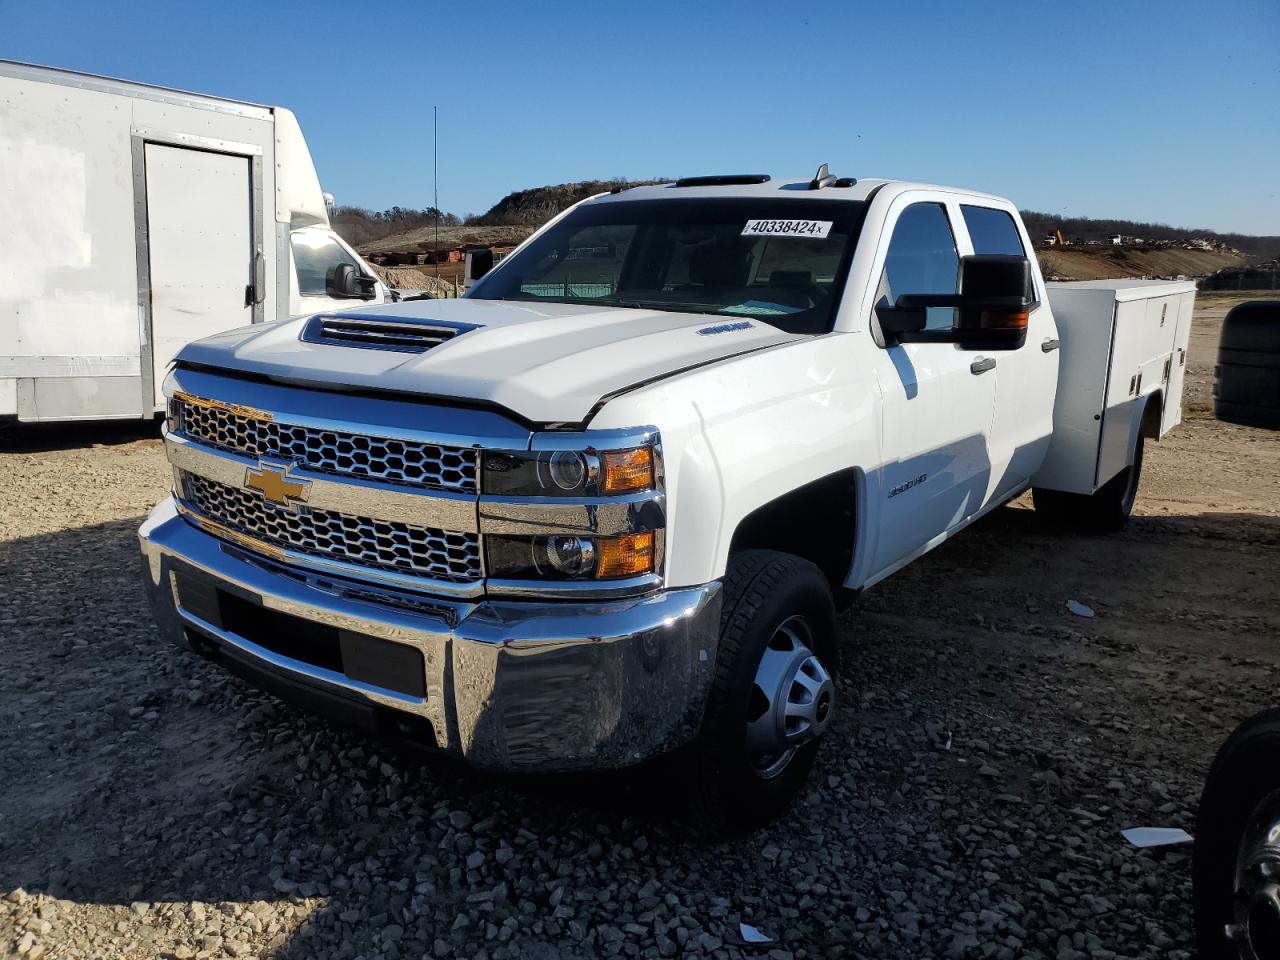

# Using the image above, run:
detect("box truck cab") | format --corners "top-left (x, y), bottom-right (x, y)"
top-left (0, 60), bottom-right (387, 423)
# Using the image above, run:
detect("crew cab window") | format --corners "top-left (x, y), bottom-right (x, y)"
top-left (292, 228), bottom-right (364, 296)
top-left (961, 205), bottom-right (1025, 256)
top-left (878, 202), bottom-right (959, 331)
top-left (468, 198), bottom-right (868, 335)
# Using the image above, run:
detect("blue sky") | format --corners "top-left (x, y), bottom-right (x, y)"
top-left (5, 0), bottom-right (1278, 234)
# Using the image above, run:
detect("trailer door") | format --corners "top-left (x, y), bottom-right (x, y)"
top-left (144, 144), bottom-right (253, 408)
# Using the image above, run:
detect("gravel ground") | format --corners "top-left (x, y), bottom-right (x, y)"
top-left (2, 292), bottom-right (1278, 960)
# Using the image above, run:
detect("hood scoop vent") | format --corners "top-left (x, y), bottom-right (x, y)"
top-left (302, 313), bottom-right (480, 354)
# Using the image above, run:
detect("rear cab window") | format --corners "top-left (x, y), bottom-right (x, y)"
top-left (960, 205), bottom-right (1026, 256)
top-left (960, 204), bottom-right (1037, 302)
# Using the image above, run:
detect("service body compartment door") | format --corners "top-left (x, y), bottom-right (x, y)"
top-left (1036, 280), bottom-right (1196, 495)
top-left (1163, 292), bottom-right (1194, 434)
top-left (144, 144), bottom-right (253, 408)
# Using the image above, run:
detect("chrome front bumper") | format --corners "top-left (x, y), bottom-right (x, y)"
top-left (139, 497), bottom-right (721, 772)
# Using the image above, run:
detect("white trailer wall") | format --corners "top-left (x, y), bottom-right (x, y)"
top-left (0, 63), bottom-right (283, 419)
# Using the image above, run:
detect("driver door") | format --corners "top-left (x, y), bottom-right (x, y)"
top-left (868, 199), bottom-right (998, 576)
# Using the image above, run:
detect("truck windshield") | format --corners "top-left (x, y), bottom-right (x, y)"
top-left (468, 197), bottom-right (868, 334)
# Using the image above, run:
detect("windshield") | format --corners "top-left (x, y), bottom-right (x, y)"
top-left (468, 197), bottom-right (868, 334)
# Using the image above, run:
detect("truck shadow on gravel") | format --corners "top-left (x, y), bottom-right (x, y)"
top-left (0, 418), bottom-right (163, 454)
top-left (2, 505), bottom-right (1278, 957)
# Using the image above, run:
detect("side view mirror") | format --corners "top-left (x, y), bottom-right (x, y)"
top-left (327, 263), bottom-right (377, 300)
top-left (466, 247), bottom-right (495, 284)
top-left (880, 255), bottom-right (1032, 351)
top-left (875, 301), bottom-right (927, 338)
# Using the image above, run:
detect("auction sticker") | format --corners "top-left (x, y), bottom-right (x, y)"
top-left (741, 219), bottom-right (833, 238)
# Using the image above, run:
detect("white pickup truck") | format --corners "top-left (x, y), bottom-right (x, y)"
top-left (139, 169), bottom-right (1194, 831)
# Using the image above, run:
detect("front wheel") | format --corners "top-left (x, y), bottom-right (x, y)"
top-left (1194, 710), bottom-right (1280, 960)
top-left (686, 550), bottom-right (838, 835)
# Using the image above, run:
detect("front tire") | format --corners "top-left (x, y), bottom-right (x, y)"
top-left (1194, 710), bottom-right (1280, 960)
top-left (687, 550), bottom-right (838, 835)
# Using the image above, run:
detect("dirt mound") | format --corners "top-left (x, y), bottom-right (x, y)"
top-left (358, 224), bottom-right (531, 256)
top-left (1199, 257), bottom-right (1280, 291)
top-left (369, 265), bottom-right (463, 297)
top-left (473, 179), bottom-right (666, 227)
top-left (1038, 246), bottom-right (1248, 281)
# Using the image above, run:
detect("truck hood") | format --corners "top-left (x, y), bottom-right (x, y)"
top-left (175, 298), bottom-right (805, 424)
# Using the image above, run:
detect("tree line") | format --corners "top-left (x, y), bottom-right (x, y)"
top-left (1020, 211), bottom-right (1280, 258)
top-left (330, 206), bottom-right (464, 247)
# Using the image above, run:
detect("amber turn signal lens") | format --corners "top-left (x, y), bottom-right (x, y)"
top-left (601, 447), bottom-right (654, 493)
top-left (596, 531), bottom-right (656, 579)
top-left (979, 308), bottom-right (1029, 330)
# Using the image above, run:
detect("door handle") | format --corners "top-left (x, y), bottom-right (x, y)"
top-left (1041, 338), bottom-right (1061, 352)
top-left (970, 357), bottom-right (996, 374)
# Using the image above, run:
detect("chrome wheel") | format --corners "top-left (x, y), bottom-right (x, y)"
top-left (1228, 789), bottom-right (1280, 959)
top-left (745, 615), bottom-right (834, 780)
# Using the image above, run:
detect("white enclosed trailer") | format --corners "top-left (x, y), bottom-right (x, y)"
top-left (0, 60), bottom-right (387, 423)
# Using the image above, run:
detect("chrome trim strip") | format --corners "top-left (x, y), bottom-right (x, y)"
top-left (484, 572), bottom-right (664, 601)
top-left (173, 500), bottom-right (486, 599)
top-left (478, 490), bottom-right (664, 536)
top-left (131, 132), bottom-right (153, 420)
top-left (165, 431), bottom-right (479, 533)
top-left (166, 367), bottom-right (533, 451)
top-left (529, 426), bottom-right (660, 452)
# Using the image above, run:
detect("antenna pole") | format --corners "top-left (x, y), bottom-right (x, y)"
top-left (433, 105), bottom-right (440, 289)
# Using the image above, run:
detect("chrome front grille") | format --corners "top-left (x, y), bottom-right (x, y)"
top-left (174, 394), bottom-right (477, 493)
top-left (182, 473), bottom-right (482, 583)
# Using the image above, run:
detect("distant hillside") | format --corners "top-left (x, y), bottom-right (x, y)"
top-left (467, 183), bottom-right (1280, 259)
top-left (470, 179), bottom-right (666, 226)
top-left (358, 224), bottom-right (530, 256)
top-left (350, 179), bottom-right (1279, 284)
top-left (1020, 211), bottom-right (1280, 260)
top-left (1038, 246), bottom-right (1247, 282)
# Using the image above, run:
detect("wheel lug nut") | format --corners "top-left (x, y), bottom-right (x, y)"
top-left (1225, 922), bottom-right (1245, 941)
top-left (1257, 860), bottom-right (1279, 878)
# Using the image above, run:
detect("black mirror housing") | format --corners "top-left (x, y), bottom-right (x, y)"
top-left (468, 247), bottom-right (495, 283)
top-left (875, 301), bottom-right (927, 337)
top-left (327, 263), bottom-right (377, 300)
top-left (960, 255), bottom-right (1032, 302)
top-left (954, 256), bottom-right (1033, 350)
top-left (881, 255), bottom-right (1033, 350)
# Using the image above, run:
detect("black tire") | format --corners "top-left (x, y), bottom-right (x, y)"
top-left (686, 549), bottom-right (838, 835)
top-left (1214, 300), bottom-right (1280, 430)
top-left (1032, 431), bottom-right (1144, 533)
top-left (1194, 709), bottom-right (1280, 960)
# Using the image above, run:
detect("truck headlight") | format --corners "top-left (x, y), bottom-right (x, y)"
top-left (487, 531), bottom-right (656, 580)
top-left (482, 446), bottom-right (654, 497)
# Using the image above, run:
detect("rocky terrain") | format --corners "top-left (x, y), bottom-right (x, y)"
top-left (1038, 246), bottom-right (1248, 282)
top-left (1, 293), bottom-right (1277, 959)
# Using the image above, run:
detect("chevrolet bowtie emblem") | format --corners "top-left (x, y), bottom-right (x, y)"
top-left (245, 461), bottom-right (310, 508)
